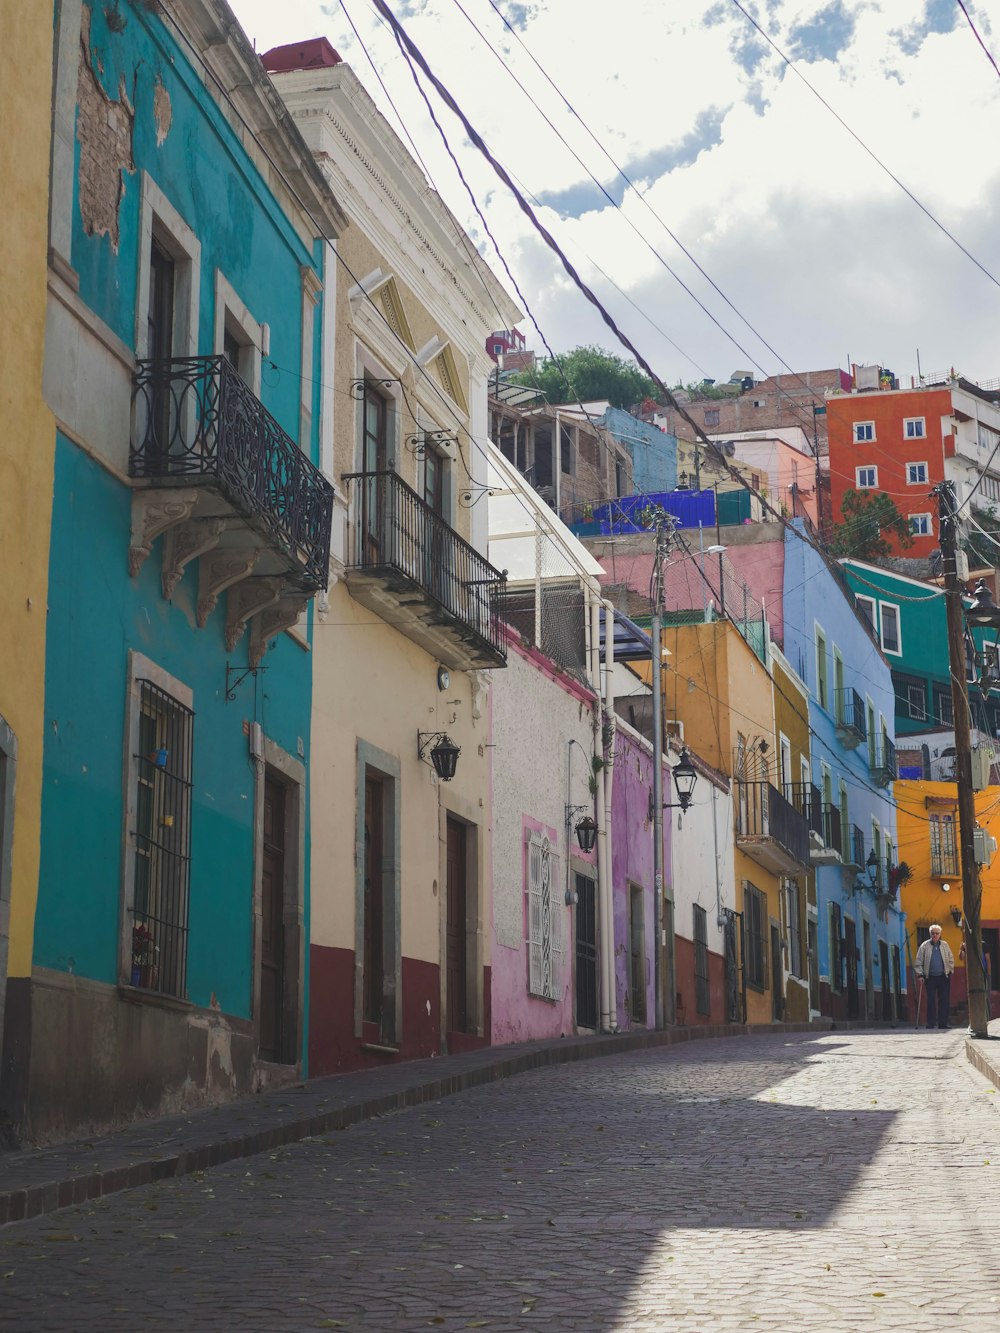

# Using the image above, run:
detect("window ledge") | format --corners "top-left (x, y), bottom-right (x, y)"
top-left (119, 984), bottom-right (193, 1014)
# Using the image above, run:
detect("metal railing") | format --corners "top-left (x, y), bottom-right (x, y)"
top-left (873, 739), bottom-right (898, 782)
top-left (737, 781), bottom-right (810, 866)
top-left (131, 355), bottom-right (334, 589)
top-left (822, 803), bottom-right (842, 854)
top-left (844, 823), bottom-right (865, 868)
top-left (343, 469), bottom-right (508, 662)
top-left (786, 782), bottom-right (823, 838)
top-left (834, 686), bottom-right (866, 739)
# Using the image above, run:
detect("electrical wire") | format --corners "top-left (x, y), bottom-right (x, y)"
top-left (956, 0), bottom-right (1000, 82)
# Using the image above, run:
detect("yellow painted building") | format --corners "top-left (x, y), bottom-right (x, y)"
top-left (895, 779), bottom-right (1000, 1017)
top-left (658, 619), bottom-right (808, 1024)
top-left (771, 647), bottom-right (816, 1021)
top-left (0, 9), bottom-right (56, 1092)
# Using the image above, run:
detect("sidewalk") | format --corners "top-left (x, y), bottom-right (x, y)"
top-left (0, 1018), bottom-right (839, 1227)
top-left (964, 1016), bottom-right (1000, 1090)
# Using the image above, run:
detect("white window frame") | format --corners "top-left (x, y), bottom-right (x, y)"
top-left (904, 417), bottom-right (926, 439)
top-left (906, 683), bottom-right (927, 721)
top-left (853, 421), bottom-right (875, 443)
top-left (855, 465), bottom-right (878, 489)
top-left (906, 461), bottom-right (928, 485)
top-left (815, 623), bottom-right (829, 711)
top-left (120, 651), bottom-right (194, 992)
top-left (135, 171), bottom-right (201, 360)
top-left (854, 594), bottom-right (877, 634)
top-left (879, 601), bottom-right (902, 656)
top-left (213, 270), bottom-right (263, 396)
top-left (909, 513), bottom-right (932, 537)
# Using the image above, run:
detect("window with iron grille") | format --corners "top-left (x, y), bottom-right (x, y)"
top-left (131, 680), bottom-right (194, 998)
top-left (527, 831), bottom-right (561, 999)
top-left (744, 882), bottom-right (767, 991)
top-left (930, 811), bottom-right (958, 877)
top-left (693, 904), bottom-right (710, 1016)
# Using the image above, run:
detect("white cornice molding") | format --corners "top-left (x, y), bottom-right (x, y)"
top-left (273, 69), bottom-right (521, 337)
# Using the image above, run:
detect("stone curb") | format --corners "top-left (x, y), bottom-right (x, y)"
top-left (965, 1033), bottom-right (1000, 1092)
top-left (0, 1017), bottom-right (845, 1228)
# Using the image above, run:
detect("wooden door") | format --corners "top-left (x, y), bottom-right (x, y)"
top-left (770, 923), bottom-right (783, 1020)
top-left (363, 775), bottom-right (385, 1029)
top-left (574, 873), bottom-right (598, 1030)
top-left (446, 818), bottom-right (468, 1033)
top-left (880, 940), bottom-right (893, 1021)
top-left (260, 775), bottom-right (286, 1061)
top-left (845, 917), bottom-right (860, 1019)
top-left (863, 919), bottom-right (875, 1018)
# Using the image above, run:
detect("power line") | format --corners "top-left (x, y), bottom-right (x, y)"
top-left (956, 0), bottom-right (1000, 82)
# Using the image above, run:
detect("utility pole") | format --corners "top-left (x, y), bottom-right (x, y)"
top-left (937, 481), bottom-right (990, 1038)
top-left (812, 404), bottom-right (825, 536)
top-left (650, 508), bottom-right (673, 1030)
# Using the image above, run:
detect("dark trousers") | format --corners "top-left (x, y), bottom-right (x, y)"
top-left (925, 973), bottom-right (951, 1028)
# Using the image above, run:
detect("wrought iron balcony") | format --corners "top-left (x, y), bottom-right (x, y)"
top-left (872, 739), bottom-right (897, 788)
top-left (786, 782), bottom-right (823, 839)
top-left (736, 781), bottom-right (810, 876)
top-left (834, 687), bottom-right (866, 750)
top-left (130, 355), bottom-right (333, 589)
top-left (342, 469), bottom-right (507, 669)
top-left (843, 823), bottom-right (866, 869)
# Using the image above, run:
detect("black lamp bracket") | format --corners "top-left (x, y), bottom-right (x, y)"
top-left (350, 377), bottom-right (399, 399)
top-left (225, 661), bottom-right (264, 703)
top-left (417, 731), bottom-right (450, 764)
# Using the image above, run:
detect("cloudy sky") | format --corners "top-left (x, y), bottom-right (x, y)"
top-left (229, 0), bottom-right (1000, 389)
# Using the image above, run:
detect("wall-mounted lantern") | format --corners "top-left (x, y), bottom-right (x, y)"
top-left (417, 731), bottom-right (461, 781)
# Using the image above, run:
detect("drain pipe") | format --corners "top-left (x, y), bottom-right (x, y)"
top-left (590, 593), bottom-right (612, 1032)
top-left (601, 597), bottom-right (619, 1032)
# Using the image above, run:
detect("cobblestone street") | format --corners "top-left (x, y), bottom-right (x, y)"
top-left (2, 1030), bottom-right (999, 1331)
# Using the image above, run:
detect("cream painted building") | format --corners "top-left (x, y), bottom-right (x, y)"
top-left (269, 41), bottom-right (520, 1072)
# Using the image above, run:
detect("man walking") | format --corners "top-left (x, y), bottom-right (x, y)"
top-left (915, 925), bottom-right (955, 1030)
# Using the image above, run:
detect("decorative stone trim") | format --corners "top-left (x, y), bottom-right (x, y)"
top-left (249, 596), bottom-right (310, 668)
top-left (161, 517), bottom-right (228, 600)
top-left (225, 577), bottom-right (284, 652)
top-left (196, 548), bottom-right (260, 628)
top-left (128, 490), bottom-right (198, 578)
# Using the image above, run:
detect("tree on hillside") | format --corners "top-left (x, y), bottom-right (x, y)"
top-left (511, 345), bottom-right (658, 409)
top-left (828, 489), bottom-right (913, 560)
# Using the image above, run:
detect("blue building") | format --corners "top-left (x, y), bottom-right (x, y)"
top-left (782, 524), bottom-right (907, 1021)
top-left (4, 0), bottom-right (346, 1142)
top-left (598, 405), bottom-right (677, 495)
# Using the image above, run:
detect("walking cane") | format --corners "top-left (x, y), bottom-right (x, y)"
top-left (914, 977), bottom-right (924, 1030)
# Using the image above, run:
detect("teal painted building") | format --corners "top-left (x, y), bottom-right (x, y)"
top-left (840, 560), bottom-right (1000, 744)
top-left (4, 0), bottom-right (346, 1143)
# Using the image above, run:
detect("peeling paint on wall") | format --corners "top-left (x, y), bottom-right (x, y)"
top-left (77, 6), bottom-right (134, 251)
top-left (153, 75), bottom-right (171, 145)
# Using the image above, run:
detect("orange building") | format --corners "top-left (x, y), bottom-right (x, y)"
top-left (827, 370), bottom-right (1000, 558)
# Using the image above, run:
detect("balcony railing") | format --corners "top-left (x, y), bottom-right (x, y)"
top-left (343, 469), bottom-right (508, 666)
top-left (843, 823), bottom-right (865, 868)
top-left (736, 781), bottom-right (810, 874)
top-left (872, 739), bottom-right (897, 787)
top-left (131, 355), bottom-right (333, 589)
top-left (786, 782), bottom-right (823, 839)
top-left (821, 803), bottom-right (842, 855)
top-left (931, 843), bottom-right (959, 877)
top-left (834, 687), bottom-right (866, 749)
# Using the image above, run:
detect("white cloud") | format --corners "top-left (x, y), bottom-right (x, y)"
top-left (231, 0), bottom-right (1000, 384)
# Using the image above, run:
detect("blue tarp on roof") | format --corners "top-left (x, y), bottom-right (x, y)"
top-left (586, 490), bottom-right (716, 535)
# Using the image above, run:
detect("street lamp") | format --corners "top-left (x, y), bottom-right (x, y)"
top-left (667, 746), bottom-right (698, 811)
top-left (965, 579), bottom-right (1000, 627)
